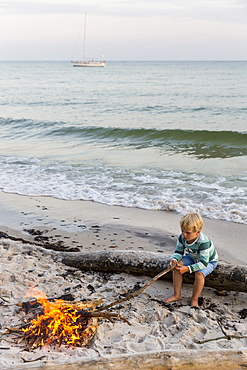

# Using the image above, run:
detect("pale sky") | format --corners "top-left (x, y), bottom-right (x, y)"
top-left (0, 0), bottom-right (247, 61)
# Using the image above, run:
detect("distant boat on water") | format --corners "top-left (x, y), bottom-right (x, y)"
top-left (72, 60), bottom-right (106, 68)
top-left (71, 13), bottom-right (106, 68)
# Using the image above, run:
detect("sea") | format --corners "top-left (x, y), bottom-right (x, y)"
top-left (0, 61), bottom-right (246, 224)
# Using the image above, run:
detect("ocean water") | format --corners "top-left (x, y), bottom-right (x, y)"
top-left (0, 61), bottom-right (246, 224)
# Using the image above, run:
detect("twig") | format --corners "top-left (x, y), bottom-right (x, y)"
top-left (196, 318), bottom-right (247, 344)
top-left (96, 262), bottom-right (177, 312)
top-left (3, 327), bottom-right (22, 334)
top-left (21, 356), bottom-right (46, 363)
top-left (196, 334), bottom-right (247, 344)
top-left (0, 296), bottom-right (10, 303)
top-left (80, 311), bottom-right (132, 325)
top-left (217, 318), bottom-right (229, 337)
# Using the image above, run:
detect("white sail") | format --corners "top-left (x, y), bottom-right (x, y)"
top-left (71, 13), bottom-right (106, 68)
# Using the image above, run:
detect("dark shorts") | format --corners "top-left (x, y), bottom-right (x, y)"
top-left (182, 254), bottom-right (217, 277)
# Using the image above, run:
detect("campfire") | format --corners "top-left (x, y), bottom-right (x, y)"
top-left (23, 288), bottom-right (102, 348)
top-left (9, 288), bottom-right (102, 348)
top-left (4, 287), bottom-right (129, 349)
top-left (4, 265), bottom-right (175, 349)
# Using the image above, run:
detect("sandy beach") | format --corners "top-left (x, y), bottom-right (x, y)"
top-left (0, 190), bottom-right (246, 265)
top-left (0, 191), bottom-right (247, 369)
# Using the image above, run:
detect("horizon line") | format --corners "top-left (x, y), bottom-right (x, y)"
top-left (0, 59), bottom-right (247, 62)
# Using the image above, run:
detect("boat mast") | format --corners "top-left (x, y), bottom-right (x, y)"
top-left (83, 12), bottom-right (87, 60)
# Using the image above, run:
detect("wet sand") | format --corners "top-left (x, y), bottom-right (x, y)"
top-left (0, 190), bottom-right (246, 266)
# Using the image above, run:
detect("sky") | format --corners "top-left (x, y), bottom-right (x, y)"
top-left (0, 0), bottom-right (247, 61)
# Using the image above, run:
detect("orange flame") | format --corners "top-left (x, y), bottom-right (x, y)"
top-left (22, 288), bottom-right (87, 347)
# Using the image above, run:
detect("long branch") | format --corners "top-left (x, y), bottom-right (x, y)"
top-left (96, 262), bottom-right (177, 312)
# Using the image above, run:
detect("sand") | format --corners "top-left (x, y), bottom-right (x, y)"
top-left (0, 191), bottom-right (246, 369)
top-left (0, 190), bottom-right (246, 265)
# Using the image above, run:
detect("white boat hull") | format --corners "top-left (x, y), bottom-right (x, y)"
top-left (72, 61), bottom-right (106, 67)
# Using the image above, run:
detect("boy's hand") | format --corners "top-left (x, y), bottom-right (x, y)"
top-left (169, 259), bottom-right (178, 267)
top-left (174, 265), bottom-right (189, 274)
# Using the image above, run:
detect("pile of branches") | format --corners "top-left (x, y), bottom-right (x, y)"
top-left (4, 298), bottom-right (131, 349)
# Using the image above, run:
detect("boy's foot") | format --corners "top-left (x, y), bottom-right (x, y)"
top-left (164, 295), bottom-right (182, 303)
top-left (190, 299), bottom-right (199, 308)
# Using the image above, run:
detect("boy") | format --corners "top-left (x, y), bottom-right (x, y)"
top-left (164, 212), bottom-right (218, 308)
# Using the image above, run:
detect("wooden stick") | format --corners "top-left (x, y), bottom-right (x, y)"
top-left (196, 318), bottom-right (247, 344)
top-left (96, 262), bottom-right (177, 312)
top-left (196, 334), bottom-right (247, 344)
top-left (21, 356), bottom-right (46, 363)
top-left (80, 311), bottom-right (132, 325)
top-left (0, 296), bottom-right (10, 303)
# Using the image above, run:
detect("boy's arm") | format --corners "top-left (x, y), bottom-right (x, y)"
top-left (188, 240), bottom-right (217, 273)
top-left (171, 234), bottom-right (185, 262)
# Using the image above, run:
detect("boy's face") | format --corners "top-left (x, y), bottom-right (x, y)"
top-left (181, 229), bottom-right (200, 244)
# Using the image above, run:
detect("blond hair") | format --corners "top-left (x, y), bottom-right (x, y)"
top-left (180, 212), bottom-right (203, 232)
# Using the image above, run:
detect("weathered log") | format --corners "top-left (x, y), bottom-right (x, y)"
top-left (56, 250), bottom-right (247, 293)
top-left (11, 349), bottom-right (247, 370)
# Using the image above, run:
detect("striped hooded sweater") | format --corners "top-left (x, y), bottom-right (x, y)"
top-left (172, 232), bottom-right (218, 273)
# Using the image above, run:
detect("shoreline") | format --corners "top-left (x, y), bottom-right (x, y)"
top-left (0, 190), bottom-right (246, 266)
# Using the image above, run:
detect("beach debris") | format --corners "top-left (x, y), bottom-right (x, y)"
top-left (22, 228), bottom-right (81, 252)
top-left (21, 355), bottom-right (46, 363)
top-left (239, 309), bottom-right (247, 319)
top-left (196, 317), bottom-right (247, 344)
top-left (1, 228), bottom-right (80, 252)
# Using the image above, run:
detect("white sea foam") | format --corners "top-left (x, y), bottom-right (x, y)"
top-left (0, 155), bottom-right (246, 224)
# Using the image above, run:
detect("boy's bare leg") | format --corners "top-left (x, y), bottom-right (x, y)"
top-left (190, 271), bottom-right (205, 307)
top-left (164, 265), bottom-right (183, 303)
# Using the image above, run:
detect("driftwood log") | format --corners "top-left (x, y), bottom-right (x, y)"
top-left (10, 349), bottom-right (247, 370)
top-left (55, 250), bottom-right (247, 293)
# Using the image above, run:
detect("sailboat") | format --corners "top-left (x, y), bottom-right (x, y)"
top-left (71, 13), bottom-right (106, 68)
